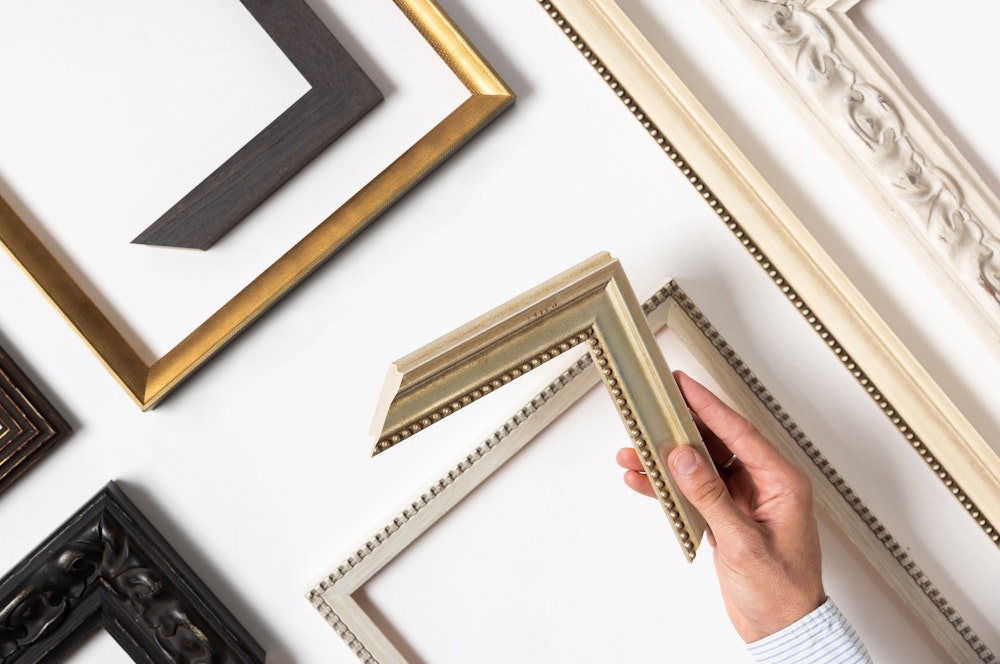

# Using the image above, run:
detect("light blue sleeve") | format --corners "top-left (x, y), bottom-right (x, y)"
top-left (746, 597), bottom-right (872, 664)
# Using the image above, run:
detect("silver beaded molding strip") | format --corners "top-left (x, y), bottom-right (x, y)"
top-left (588, 330), bottom-right (697, 559)
top-left (536, 0), bottom-right (1000, 551)
top-left (308, 356), bottom-right (594, 664)
top-left (376, 329), bottom-right (594, 453)
top-left (649, 282), bottom-right (995, 662)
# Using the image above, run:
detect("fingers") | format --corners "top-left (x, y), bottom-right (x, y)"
top-left (668, 446), bottom-right (750, 543)
top-left (623, 469), bottom-right (656, 497)
top-left (616, 448), bottom-right (655, 497)
top-left (692, 411), bottom-right (743, 468)
top-left (619, 443), bottom-right (754, 547)
top-left (674, 371), bottom-right (790, 472)
top-left (615, 447), bottom-right (643, 471)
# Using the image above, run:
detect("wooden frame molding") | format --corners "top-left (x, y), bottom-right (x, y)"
top-left (536, 0), bottom-right (1000, 552)
top-left (310, 281), bottom-right (993, 663)
top-left (0, 482), bottom-right (264, 662)
top-left (705, 0), bottom-right (1000, 352)
top-left (370, 253), bottom-right (712, 561)
top-left (0, 0), bottom-right (513, 410)
top-left (133, 0), bottom-right (383, 249)
top-left (0, 344), bottom-right (70, 495)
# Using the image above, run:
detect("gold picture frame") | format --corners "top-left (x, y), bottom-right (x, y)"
top-left (0, 0), bottom-right (513, 410)
top-left (370, 253), bottom-right (712, 561)
top-left (536, 0), bottom-right (1000, 550)
top-left (310, 280), bottom-right (991, 662)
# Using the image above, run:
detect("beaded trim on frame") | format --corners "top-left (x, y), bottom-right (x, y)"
top-left (312, 358), bottom-right (593, 663)
top-left (654, 283), bottom-right (995, 663)
top-left (536, 0), bottom-right (999, 551)
top-left (374, 329), bottom-right (594, 453)
top-left (588, 330), bottom-right (695, 558)
top-left (309, 281), bottom-right (992, 663)
top-left (367, 253), bottom-right (708, 561)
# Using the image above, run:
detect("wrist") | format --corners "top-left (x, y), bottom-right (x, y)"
top-left (733, 586), bottom-right (827, 643)
top-left (746, 597), bottom-right (871, 664)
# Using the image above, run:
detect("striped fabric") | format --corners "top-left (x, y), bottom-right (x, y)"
top-left (747, 598), bottom-right (872, 664)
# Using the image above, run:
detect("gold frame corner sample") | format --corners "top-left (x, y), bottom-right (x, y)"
top-left (370, 253), bottom-right (712, 561)
top-left (0, 0), bottom-right (514, 410)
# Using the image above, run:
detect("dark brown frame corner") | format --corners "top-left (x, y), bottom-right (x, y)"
top-left (132, 0), bottom-right (383, 249)
top-left (0, 343), bottom-right (70, 495)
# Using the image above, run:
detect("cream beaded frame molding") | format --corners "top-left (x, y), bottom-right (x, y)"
top-left (535, 0), bottom-right (1000, 551)
top-left (707, 0), bottom-right (1000, 352)
top-left (309, 281), bottom-right (993, 663)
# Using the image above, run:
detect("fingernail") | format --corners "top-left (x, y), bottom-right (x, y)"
top-left (673, 448), bottom-right (699, 475)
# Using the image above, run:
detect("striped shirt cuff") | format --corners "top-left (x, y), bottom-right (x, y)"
top-left (746, 597), bottom-right (872, 664)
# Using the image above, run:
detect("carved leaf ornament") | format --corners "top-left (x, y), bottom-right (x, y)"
top-left (0, 483), bottom-right (263, 663)
top-left (751, 0), bottom-right (1000, 305)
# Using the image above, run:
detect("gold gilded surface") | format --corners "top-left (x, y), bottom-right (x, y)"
top-left (0, 0), bottom-right (514, 409)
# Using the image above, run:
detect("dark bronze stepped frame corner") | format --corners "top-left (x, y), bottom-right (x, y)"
top-left (0, 343), bottom-right (70, 495)
top-left (132, 0), bottom-right (383, 250)
top-left (0, 481), bottom-right (265, 663)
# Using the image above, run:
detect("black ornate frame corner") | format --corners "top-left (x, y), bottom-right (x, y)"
top-left (0, 482), bottom-right (264, 663)
top-left (132, 0), bottom-right (383, 249)
top-left (0, 344), bottom-right (70, 495)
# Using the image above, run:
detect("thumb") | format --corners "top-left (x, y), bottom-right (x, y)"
top-left (669, 447), bottom-right (748, 544)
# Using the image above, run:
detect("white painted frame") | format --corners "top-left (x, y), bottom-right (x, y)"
top-left (308, 281), bottom-right (992, 663)
top-left (705, 0), bottom-right (1000, 351)
top-left (536, 0), bottom-right (1000, 554)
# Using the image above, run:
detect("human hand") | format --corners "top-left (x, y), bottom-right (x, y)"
top-left (616, 371), bottom-right (825, 642)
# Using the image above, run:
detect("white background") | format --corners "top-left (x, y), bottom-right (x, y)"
top-left (0, 0), bottom-right (998, 661)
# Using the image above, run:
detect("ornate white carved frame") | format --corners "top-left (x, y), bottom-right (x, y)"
top-left (704, 0), bottom-right (1000, 351)
top-left (309, 281), bottom-right (992, 663)
top-left (536, 0), bottom-right (1000, 555)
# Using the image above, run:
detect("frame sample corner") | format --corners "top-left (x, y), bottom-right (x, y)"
top-left (370, 252), bottom-right (712, 561)
top-left (0, 0), bottom-right (514, 410)
top-left (0, 481), bottom-right (264, 662)
top-left (133, 0), bottom-right (384, 250)
top-left (0, 343), bottom-right (70, 495)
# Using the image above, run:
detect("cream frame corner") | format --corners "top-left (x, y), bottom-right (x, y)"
top-left (0, 0), bottom-right (513, 410)
top-left (704, 0), bottom-right (1000, 351)
top-left (535, 0), bottom-right (1000, 551)
top-left (309, 281), bottom-right (993, 663)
